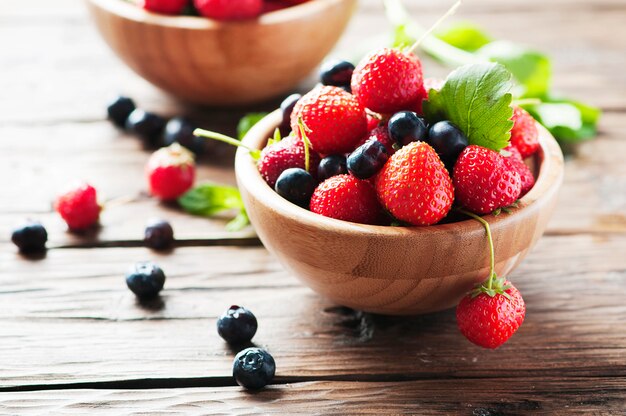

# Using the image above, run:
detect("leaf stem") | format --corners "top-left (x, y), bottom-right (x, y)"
top-left (297, 117), bottom-right (312, 173)
top-left (384, 0), bottom-right (476, 67)
top-left (458, 208), bottom-right (496, 290)
top-left (407, 0), bottom-right (463, 54)
top-left (193, 128), bottom-right (261, 160)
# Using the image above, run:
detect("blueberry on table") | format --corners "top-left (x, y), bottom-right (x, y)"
top-left (11, 221), bottom-right (47, 253)
top-left (320, 59), bottom-right (355, 88)
top-left (347, 140), bottom-right (389, 179)
top-left (163, 117), bottom-right (205, 155)
top-left (233, 347), bottom-right (276, 390)
top-left (317, 154), bottom-right (347, 181)
top-left (125, 262), bottom-right (166, 299)
top-left (144, 219), bottom-right (175, 250)
top-left (275, 168), bottom-right (317, 208)
top-left (107, 95), bottom-right (136, 128)
top-left (427, 121), bottom-right (469, 170)
top-left (279, 93), bottom-right (302, 134)
top-left (125, 109), bottom-right (166, 147)
top-left (217, 305), bottom-right (258, 344)
top-left (388, 111), bottom-right (428, 147)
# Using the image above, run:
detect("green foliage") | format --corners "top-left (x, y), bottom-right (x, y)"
top-left (523, 99), bottom-right (601, 142)
top-left (424, 63), bottom-right (514, 151)
top-left (435, 22), bottom-right (492, 52)
top-left (477, 41), bottom-right (551, 98)
top-left (178, 183), bottom-right (250, 231)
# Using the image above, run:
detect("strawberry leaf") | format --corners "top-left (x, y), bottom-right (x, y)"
top-left (178, 183), bottom-right (250, 231)
top-left (423, 62), bottom-right (514, 152)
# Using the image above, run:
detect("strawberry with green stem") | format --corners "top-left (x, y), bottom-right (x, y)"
top-left (456, 209), bottom-right (526, 349)
top-left (194, 124), bottom-right (320, 189)
top-left (273, 119), bottom-right (318, 207)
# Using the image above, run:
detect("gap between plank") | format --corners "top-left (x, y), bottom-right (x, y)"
top-left (2, 372), bottom-right (625, 393)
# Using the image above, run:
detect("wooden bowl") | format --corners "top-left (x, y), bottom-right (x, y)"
top-left (236, 111), bottom-right (564, 315)
top-left (86, 0), bottom-right (357, 105)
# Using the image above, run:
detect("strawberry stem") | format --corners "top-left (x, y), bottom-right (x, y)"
top-left (458, 209), bottom-right (496, 290)
top-left (297, 117), bottom-right (312, 173)
top-left (407, 0), bottom-right (463, 54)
top-left (193, 128), bottom-right (261, 160)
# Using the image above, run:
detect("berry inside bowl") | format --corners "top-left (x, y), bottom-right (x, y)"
top-left (235, 110), bottom-right (564, 315)
top-left (86, 0), bottom-right (357, 105)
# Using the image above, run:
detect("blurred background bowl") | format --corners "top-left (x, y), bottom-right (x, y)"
top-left (235, 111), bottom-right (564, 315)
top-left (86, 0), bottom-right (357, 106)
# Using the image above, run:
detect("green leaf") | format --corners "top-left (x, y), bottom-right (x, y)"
top-left (237, 112), bottom-right (269, 140)
top-left (523, 101), bottom-right (600, 142)
top-left (477, 41), bottom-right (552, 98)
top-left (392, 23), bottom-right (414, 49)
top-left (226, 210), bottom-right (250, 232)
top-left (435, 22), bottom-right (492, 52)
top-left (178, 183), bottom-right (250, 231)
top-left (423, 62), bottom-right (514, 151)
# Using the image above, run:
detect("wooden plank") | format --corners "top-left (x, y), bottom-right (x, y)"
top-left (0, 378), bottom-right (624, 415)
top-left (0, 0), bottom-right (625, 128)
top-left (0, 234), bottom-right (624, 388)
top-left (1, 111), bottom-right (624, 246)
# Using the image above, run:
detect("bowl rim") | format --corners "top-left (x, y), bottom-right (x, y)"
top-left (87, 0), bottom-right (351, 29)
top-left (236, 110), bottom-right (564, 237)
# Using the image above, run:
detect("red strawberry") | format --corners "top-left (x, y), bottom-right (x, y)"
top-left (356, 125), bottom-right (396, 156)
top-left (142, 0), bottom-right (188, 14)
top-left (310, 175), bottom-right (382, 225)
top-left (193, 0), bottom-right (263, 20)
top-left (351, 48), bottom-right (424, 115)
top-left (146, 143), bottom-right (196, 201)
top-left (54, 183), bottom-right (101, 231)
top-left (453, 145), bottom-right (522, 215)
top-left (258, 135), bottom-right (320, 188)
top-left (456, 280), bottom-right (526, 349)
top-left (375, 141), bottom-right (454, 226)
top-left (510, 106), bottom-right (540, 158)
top-left (503, 145), bottom-right (535, 197)
top-left (290, 86), bottom-right (367, 155)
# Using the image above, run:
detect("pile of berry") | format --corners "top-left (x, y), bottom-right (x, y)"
top-left (194, 47), bottom-right (540, 350)
top-left (107, 95), bottom-right (206, 156)
top-left (140, 0), bottom-right (308, 20)
top-left (252, 51), bottom-right (539, 227)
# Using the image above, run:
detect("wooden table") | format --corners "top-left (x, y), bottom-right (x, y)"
top-left (1, 0), bottom-right (625, 414)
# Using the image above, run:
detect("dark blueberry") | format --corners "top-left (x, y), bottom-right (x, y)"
top-left (320, 60), bottom-right (355, 88)
top-left (279, 93), bottom-right (302, 134)
top-left (217, 305), bottom-right (258, 345)
top-left (11, 221), bottom-right (47, 253)
top-left (275, 168), bottom-right (317, 208)
top-left (125, 109), bottom-right (166, 147)
top-left (163, 117), bottom-right (205, 155)
top-left (347, 140), bottom-right (389, 179)
top-left (317, 154), bottom-right (347, 181)
top-left (339, 84), bottom-right (352, 94)
top-left (388, 111), bottom-right (428, 147)
top-left (107, 96), bottom-right (136, 128)
top-left (233, 347), bottom-right (276, 390)
top-left (144, 219), bottom-right (174, 250)
top-left (427, 121), bottom-right (469, 170)
top-left (125, 262), bottom-right (166, 299)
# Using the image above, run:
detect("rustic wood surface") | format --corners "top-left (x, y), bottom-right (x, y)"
top-left (1, 0), bottom-right (625, 414)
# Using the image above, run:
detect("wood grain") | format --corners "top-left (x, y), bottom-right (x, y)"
top-left (0, 235), bottom-right (624, 388)
top-left (0, 378), bottom-right (625, 415)
top-left (1, 0), bottom-right (625, 412)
